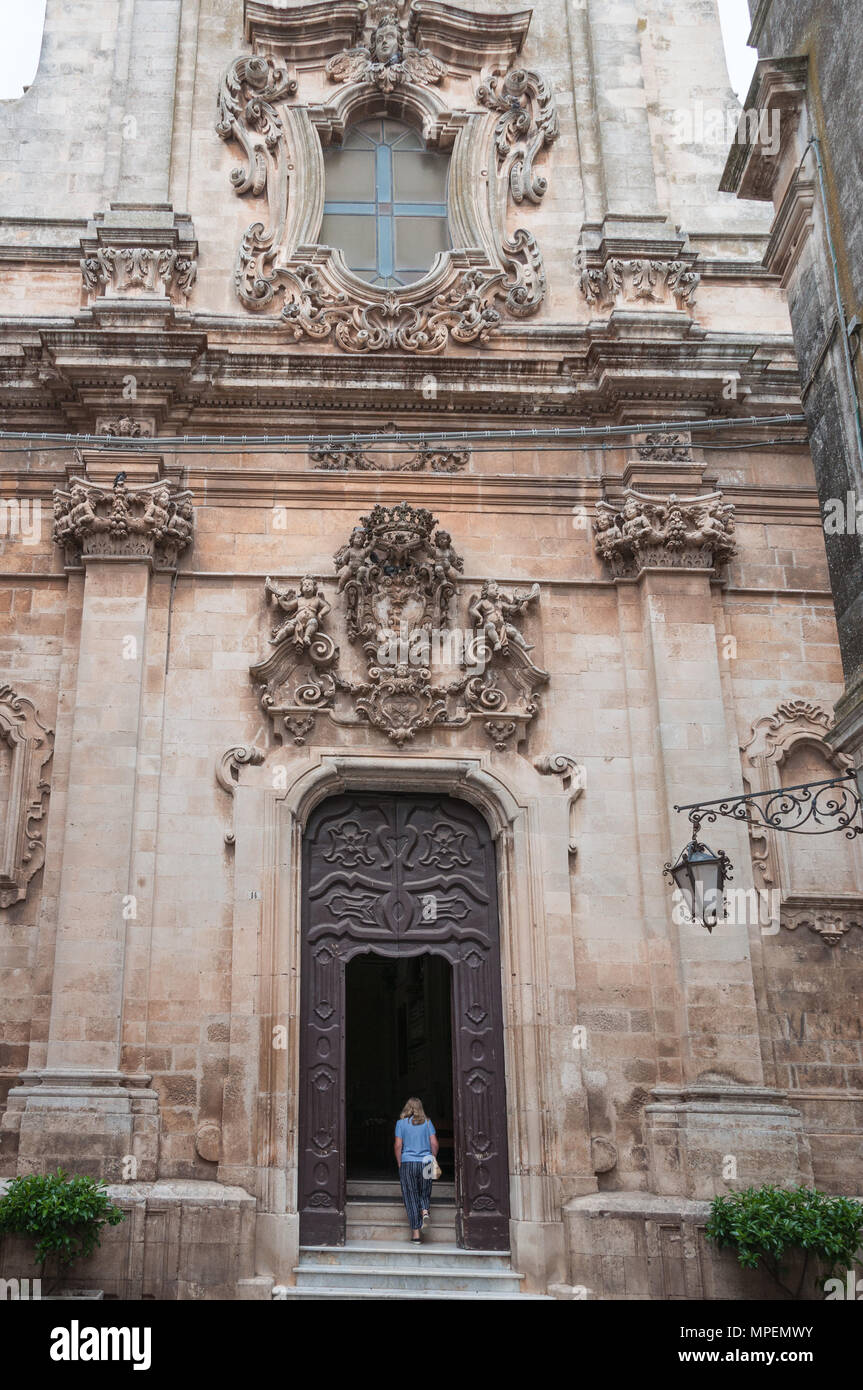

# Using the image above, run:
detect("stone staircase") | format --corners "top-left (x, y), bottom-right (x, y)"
top-left (278, 1180), bottom-right (550, 1299)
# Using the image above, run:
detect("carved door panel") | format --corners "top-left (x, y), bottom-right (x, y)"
top-left (299, 793), bottom-right (510, 1250)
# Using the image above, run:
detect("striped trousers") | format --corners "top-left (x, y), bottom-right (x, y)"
top-left (399, 1161), bottom-right (432, 1231)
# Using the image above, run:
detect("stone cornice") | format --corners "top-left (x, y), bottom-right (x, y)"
top-left (0, 318), bottom-right (805, 427)
top-left (720, 56), bottom-right (809, 201)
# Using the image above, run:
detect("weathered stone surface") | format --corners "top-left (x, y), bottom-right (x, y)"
top-left (0, 0), bottom-right (859, 1302)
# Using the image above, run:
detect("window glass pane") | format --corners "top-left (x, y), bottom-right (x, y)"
top-left (393, 150), bottom-right (449, 203)
top-left (394, 216), bottom-right (449, 273)
top-left (386, 121), bottom-right (422, 149)
top-left (323, 118), bottom-right (450, 284)
top-left (343, 127), bottom-right (376, 149)
top-left (320, 214), bottom-right (377, 271)
top-left (324, 149), bottom-right (375, 202)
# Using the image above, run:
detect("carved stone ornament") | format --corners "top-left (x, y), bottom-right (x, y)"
top-left (81, 247), bottom-right (197, 299)
top-left (79, 209), bottom-right (198, 306)
top-left (250, 500), bottom-right (548, 748)
top-left (0, 685), bottom-right (54, 909)
top-left (781, 899), bottom-right (863, 948)
top-left (576, 251), bottom-right (700, 311)
top-left (593, 489), bottom-right (736, 578)
top-left (534, 753), bottom-right (585, 856)
top-left (53, 475), bottom-right (194, 568)
top-left (325, 1), bottom-right (446, 92)
top-left (311, 424), bottom-right (469, 473)
top-left (96, 417), bottom-right (154, 439)
top-left (740, 702), bottom-right (863, 934)
top-left (216, 1), bottom-right (558, 351)
top-left (637, 432), bottom-right (692, 461)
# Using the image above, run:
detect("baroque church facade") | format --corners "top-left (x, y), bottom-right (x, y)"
top-left (0, 0), bottom-right (861, 1299)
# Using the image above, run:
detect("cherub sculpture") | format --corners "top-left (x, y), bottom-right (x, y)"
top-left (428, 529), bottom-right (463, 586)
top-left (267, 575), bottom-right (331, 651)
top-left (68, 482), bottom-right (108, 534)
top-left (334, 527), bottom-right (374, 592)
top-left (468, 579), bottom-right (541, 656)
top-left (619, 493), bottom-right (661, 547)
top-left (129, 486), bottom-right (171, 538)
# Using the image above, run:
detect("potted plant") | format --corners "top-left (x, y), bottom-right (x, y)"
top-left (706, 1184), bottom-right (863, 1300)
top-left (0, 1168), bottom-right (126, 1297)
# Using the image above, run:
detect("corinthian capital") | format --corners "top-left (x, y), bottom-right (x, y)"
top-left (53, 475), bottom-right (194, 568)
top-left (594, 488), bottom-right (736, 578)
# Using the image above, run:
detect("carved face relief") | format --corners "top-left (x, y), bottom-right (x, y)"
top-left (372, 15), bottom-right (401, 63)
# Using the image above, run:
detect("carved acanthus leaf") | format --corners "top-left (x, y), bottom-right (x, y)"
top-left (279, 264), bottom-right (501, 355)
top-left (53, 476), bottom-right (194, 568)
top-left (594, 489), bottom-right (736, 577)
top-left (577, 253), bottom-right (700, 310)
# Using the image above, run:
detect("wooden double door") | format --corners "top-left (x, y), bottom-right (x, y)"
top-left (298, 792), bottom-right (510, 1250)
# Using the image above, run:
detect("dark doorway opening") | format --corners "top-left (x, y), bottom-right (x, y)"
top-left (345, 953), bottom-right (454, 1182)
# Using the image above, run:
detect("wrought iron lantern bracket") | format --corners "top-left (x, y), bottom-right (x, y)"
top-left (673, 769), bottom-right (863, 840)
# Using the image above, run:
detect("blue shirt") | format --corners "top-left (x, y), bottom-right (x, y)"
top-left (396, 1117), bottom-right (435, 1162)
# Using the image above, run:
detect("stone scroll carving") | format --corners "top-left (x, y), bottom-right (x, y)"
top-left (250, 501), bottom-right (548, 748)
top-left (216, 1), bottom-right (557, 350)
top-left (0, 685), bottom-right (53, 909)
top-left (311, 424), bottom-right (469, 473)
top-left (593, 489), bottom-right (736, 578)
top-left (53, 476), bottom-right (194, 568)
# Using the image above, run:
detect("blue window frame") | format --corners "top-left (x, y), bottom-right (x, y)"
top-left (321, 118), bottom-right (450, 288)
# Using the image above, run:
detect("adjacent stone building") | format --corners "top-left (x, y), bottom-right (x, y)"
top-left (0, 0), bottom-right (860, 1300)
top-left (722, 0), bottom-right (863, 780)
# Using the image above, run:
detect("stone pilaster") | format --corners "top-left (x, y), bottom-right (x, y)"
top-left (595, 488), bottom-right (814, 1196)
top-left (585, 0), bottom-right (660, 218)
top-left (4, 471), bottom-right (193, 1181)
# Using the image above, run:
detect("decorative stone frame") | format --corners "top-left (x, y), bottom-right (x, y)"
top-left (0, 685), bottom-right (53, 909)
top-left (741, 700), bottom-right (863, 944)
top-left (217, 748), bottom-right (591, 1288)
top-left (217, 1), bottom-right (558, 352)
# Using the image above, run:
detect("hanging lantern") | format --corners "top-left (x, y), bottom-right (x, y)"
top-left (663, 818), bottom-right (733, 932)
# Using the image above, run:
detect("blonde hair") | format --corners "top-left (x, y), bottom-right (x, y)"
top-left (400, 1096), bottom-right (428, 1126)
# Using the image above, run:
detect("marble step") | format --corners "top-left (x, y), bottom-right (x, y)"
top-left (346, 1199), bottom-right (457, 1242)
top-left (294, 1243), bottom-right (523, 1295)
top-left (303, 1243), bottom-right (510, 1272)
top-left (276, 1286), bottom-right (551, 1300)
top-left (276, 1285), bottom-right (550, 1300)
top-left (347, 1178), bottom-right (456, 1201)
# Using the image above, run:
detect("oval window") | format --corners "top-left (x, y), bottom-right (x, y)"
top-left (321, 118), bottom-right (450, 288)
